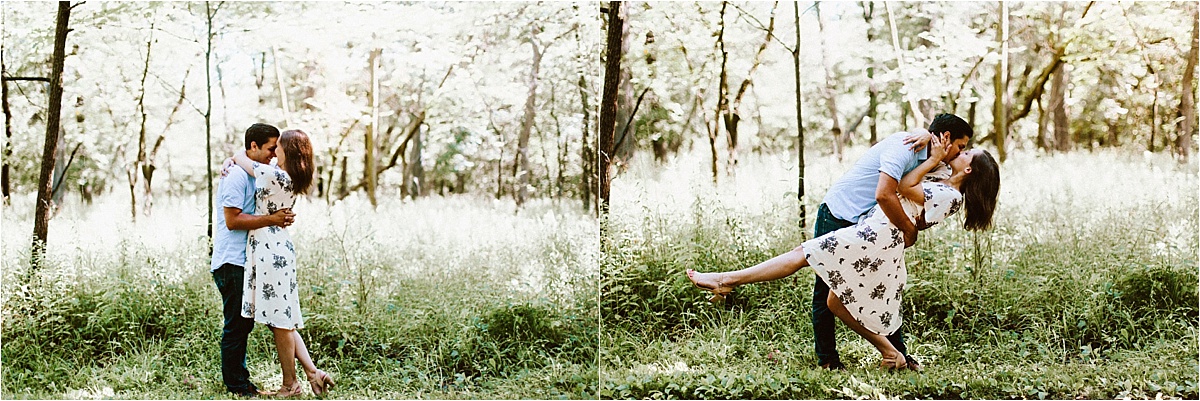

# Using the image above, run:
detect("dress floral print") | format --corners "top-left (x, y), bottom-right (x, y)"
top-left (802, 180), bottom-right (963, 335)
top-left (241, 162), bottom-right (304, 330)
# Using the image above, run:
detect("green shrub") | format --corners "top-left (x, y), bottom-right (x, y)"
top-left (1111, 265), bottom-right (1198, 318)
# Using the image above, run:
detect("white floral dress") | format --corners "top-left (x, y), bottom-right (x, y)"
top-left (241, 162), bottom-right (304, 330)
top-left (802, 180), bottom-right (962, 335)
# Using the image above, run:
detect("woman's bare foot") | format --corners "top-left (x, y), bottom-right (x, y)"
top-left (686, 269), bottom-right (733, 301)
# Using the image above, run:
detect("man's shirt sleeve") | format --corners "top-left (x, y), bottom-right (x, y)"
top-left (217, 170), bottom-right (248, 210)
top-left (877, 142), bottom-right (916, 182)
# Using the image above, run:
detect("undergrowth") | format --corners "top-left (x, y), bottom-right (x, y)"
top-left (2, 195), bottom-right (598, 399)
top-left (600, 150), bottom-right (1198, 399)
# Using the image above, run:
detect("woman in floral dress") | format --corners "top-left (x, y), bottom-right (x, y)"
top-left (687, 136), bottom-right (1000, 369)
top-left (227, 129), bottom-right (334, 396)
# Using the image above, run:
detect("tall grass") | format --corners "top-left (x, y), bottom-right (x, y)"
top-left (2, 193), bottom-right (598, 399)
top-left (601, 148), bottom-right (1198, 399)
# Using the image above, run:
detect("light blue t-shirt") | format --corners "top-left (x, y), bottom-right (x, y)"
top-left (822, 132), bottom-right (929, 223)
top-left (210, 168), bottom-right (256, 271)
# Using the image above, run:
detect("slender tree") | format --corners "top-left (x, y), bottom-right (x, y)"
top-left (130, 13), bottom-right (156, 222)
top-left (1176, 5), bottom-right (1197, 163)
top-left (884, 2), bottom-right (925, 128)
top-left (272, 45), bottom-right (291, 127)
top-left (599, 1), bottom-right (624, 214)
top-left (515, 26), bottom-right (543, 207)
top-left (577, 40), bottom-right (595, 215)
top-left (32, 1), bottom-right (73, 269)
top-left (722, 2), bottom-right (776, 176)
top-left (861, 2), bottom-right (879, 145)
top-left (710, 1), bottom-right (728, 183)
top-left (793, 1), bottom-right (806, 229)
top-left (1050, 62), bottom-right (1069, 151)
top-left (992, 1), bottom-right (1009, 161)
top-left (205, 1), bottom-right (221, 247)
top-left (2, 52), bottom-right (12, 202)
top-left (816, 2), bottom-right (844, 161)
top-left (407, 120), bottom-right (423, 199)
top-left (365, 48), bottom-right (380, 207)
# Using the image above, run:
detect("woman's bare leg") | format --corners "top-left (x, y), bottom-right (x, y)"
top-left (291, 331), bottom-right (319, 379)
top-left (688, 245), bottom-right (810, 290)
top-left (825, 292), bottom-right (904, 362)
top-left (270, 327), bottom-right (299, 387)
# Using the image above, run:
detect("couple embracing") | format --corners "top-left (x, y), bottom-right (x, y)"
top-left (688, 113), bottom-right (1001, 370)
top-left (210, 123), bottom-right (334, 397)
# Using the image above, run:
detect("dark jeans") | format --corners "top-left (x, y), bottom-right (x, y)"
top-left (213, 263), bottom-right (257, 393)
top-left (812, 203), bottom-right (908, 367)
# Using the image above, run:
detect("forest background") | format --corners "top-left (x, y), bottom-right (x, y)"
top-left (599, 1), bottom-right (1199, 399)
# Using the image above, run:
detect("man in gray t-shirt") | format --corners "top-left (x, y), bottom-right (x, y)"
top-left (210, 123), bottom-right (294, 397)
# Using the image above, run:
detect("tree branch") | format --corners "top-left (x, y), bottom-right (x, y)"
top-left (51, 143), bottom-right (82, 197)
top-left (1006, 2), bottom-right (1093, 125)
top-left (613, 87), bottom-right (650, 154)
top-left (2, 77), bottom-right (50, 83)
top-left (730, 2), bottom-right (791, 52)
top-left (734, 1), bottom-right (776, 106)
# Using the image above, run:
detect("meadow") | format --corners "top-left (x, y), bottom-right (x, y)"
top-left (1, 193), bottom-right (598, 399)
top-left (600, 147), bottom-right (1198, 399)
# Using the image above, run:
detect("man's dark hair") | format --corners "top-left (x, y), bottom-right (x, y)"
top-left (927, 113), bottom-right (973, 142)
top-left (244, 123), bottom-right (280, 150)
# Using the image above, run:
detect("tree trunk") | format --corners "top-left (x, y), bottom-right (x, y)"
top-left (2, 54), bottom-right (12, 202)
top-left (32, 1), bottom-right (72, 269)
top-left (255, 52), bottom-right (266, 105)
top-left (215, 45), bottom-right (231, 147)
top-left (1050, 62), bottom-right (1070, 151)
top-left (578, 67), bottom-right (594, 214)
top-left (516, 30), bottom-right (543, 207)
top-left (992, 1), bottom-right (1009, 162)
top-left (612, 18), bottom-right (635, 164)
top-left (968, 94), bottom-right (977, 131)
top-left (711, 1), bottom-right (728, 184)
top-left (1149, 85), bottom-right (1159, 152)
top-left (379, 112), bottom-right (419, 197)
top-left (816, 2), bottom-right (844, 161)
top-left (861, 2), bottom-right (878, 146)
top-left (365, 48), bottom-right (380, 207)
top-left (552, 89), bottom-right (566, 199)
top-left (271, 46), bottom-right (291, 127)
top-left (574, 12), bottom-right (595, 215)
top-left (599, 1), bottom-right (624, 214)
top-left (794, 1), bottom-right (807, 229)
top-left (884, 2), bottom-right (925, 128)
top-left (337, 157), bottom-right (348, 199)
top-left (205, 2), bottom-right (219, 245)
top-left (1178, 5), bottom-right (1198, 164)
top-left (130, 17), bottom-right (156, 222)
top-left (51, 134), bottom-right (69, 206)
top-left (50, 141), bottom-right (79, 204)
top-left (407, 124), bottom-right (423, 200)
top-left (725, 2), bottom-right (776, 177)
top-left (1036, 97), bottom-right (1049, 150)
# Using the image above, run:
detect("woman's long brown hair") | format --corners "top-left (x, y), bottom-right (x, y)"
top-left (961, 150), bottom-right (1000, 231)
top-left (280, 129), bottom-right (314, 195)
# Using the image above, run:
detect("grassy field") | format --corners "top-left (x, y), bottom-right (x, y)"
top-left (601, 148), bottom-right (1198, 399)
top-left (2, 193), bottom-right (598, 399)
